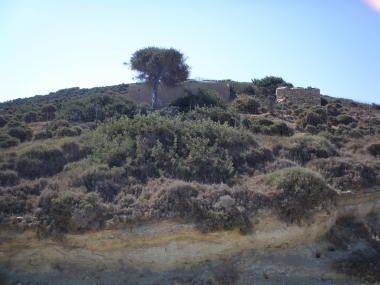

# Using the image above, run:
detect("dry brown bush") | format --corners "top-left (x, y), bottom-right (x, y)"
top-left (308, 157), bottom-right (380, 191)
top-left (111, 177), bottom-right (271, 231)
top-left (0, 179), bottom-right (48, 215)
top-left (278, 135), bottom-right (338, 165)
top-left (367, 142), bottom-right (380, 157)
top-left (0, 170), bottom-right (19, 186)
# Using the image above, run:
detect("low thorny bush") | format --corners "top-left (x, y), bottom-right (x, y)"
top-left (267, 167), bottom-right (336, 224)
top-left (0, 176), bottom-right (271, 236)
top-left (367, 142), bottom-right (380, 157)
top-left (0, 170), bottom-right (19, 187)
top-left (246, 117), bottom-right (294, 136)
top-left (281, 135), bottom-right (338, 165)
top-left (0, 133), bottom-right (20, 148)
top-left (14, 139), bottom-right (90, 180)
top-left (57, 93), bottom-right (149, 123)
top-left (307, 157), bottom-right (380, 191)
top-left (231, 95), bottom-right (260, 114)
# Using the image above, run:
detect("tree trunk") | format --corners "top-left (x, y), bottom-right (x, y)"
top-left (151, 78), bottom-right (159, 112)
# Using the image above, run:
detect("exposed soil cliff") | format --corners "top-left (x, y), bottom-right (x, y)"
top-left (1, 191), bottom-right (380, 284)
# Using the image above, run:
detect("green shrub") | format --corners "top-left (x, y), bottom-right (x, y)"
top-left (15, 144), bottom-right (66, 179)
top-left (321, 97), bottom-right (328, 106)
top-left (50, 119), bottom-right (70, 132)
top-left (73, 126), bottom-right (83, 135)
top-left (328, 116), bottom-right (338, 126)
top-left (348, 129), bottom-right (363, 139)
top-left (7, 120), bottom-right (22, 127)
top-left (202, 207), bottom-right (252, 234)
top-left (24, 111), bottom-right (38, 123)
top-left (7, 127), bottom-right (32, 142)
top-left (0, 136), bottom-right (20, 148)
top-left (247, 119), bottom-right (294, 136)
top-left (268, 122), bottom-right (294, 136)
top-left (284, 135), bottom-right (337, 164)
top-left (170, 88), bottom-right (226, 109)
top-left (301, 111), bottom-right (325, 127)
top-left (367, 143), bottom-right (380, 157)
top-left (0, 116), bottom-right (8, 127)
top-left (0, 170), bottom-right (19, 186)
top-left (317, 124), bottom-right (328, 132)
top-left (76, 165), bottom-right (119, 201)
top-left (55, 126), bottom-right (80, 137)
top-left (51, 198), bottom-right (75, 232)
top-left (81, 113), bottom-right (272, 183)
top-left (271, 167), bottom-right (331, 206)
top-left (347, 141), bottom-right (362, 153)
top-left (305, 124), bottom-right (319, 135)
top-left (71, 192), bottom-right (105, 230)
top-left (34, 131), bottom-right (53, 140)
top-left (36, 187), bottom-right (109, 235)
top-left (336, 114), bottom-right (356, 125)
top-left (0, 161), bottom-right (14, 171)
top-left (309, 106), bottom-right (326, 117)
top-left (268, 167), bottom-right (336, 223)
top-left (58, 93), bottom-right (146, 123)
top-left (231, 95), bottom-right (260, 114)
top-left (60, 140), bottom-right (90, 163)
top-left (292, 108), bottom-right (303, 116)
top-left (190, 106), bottom-right (239, 127)
top-left (41, 104), bottom-right (57, 113)
top-left (0, 133), bottom-right (11, 142)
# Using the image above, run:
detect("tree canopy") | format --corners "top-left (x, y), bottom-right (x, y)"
top-left (251, 76), bottom-right (293, 98)
top-left (126, 47), bottom-right (190, 111)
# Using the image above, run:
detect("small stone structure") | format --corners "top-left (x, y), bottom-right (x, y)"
top-left (276, 86), bottom-right (321, 106)
top-left (127, 80), bottom-right (231, 109)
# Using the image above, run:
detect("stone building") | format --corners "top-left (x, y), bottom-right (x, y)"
top-left (276, 86), bottom-right (321, 106)
top-left (127, 80), bottom-right (231, 109)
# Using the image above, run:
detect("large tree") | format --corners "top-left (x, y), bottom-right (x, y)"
top-left (125, 47), bottom-right (190, 111)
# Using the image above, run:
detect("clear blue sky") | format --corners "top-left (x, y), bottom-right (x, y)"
top-left (1, 0), bottom-right (379, 103)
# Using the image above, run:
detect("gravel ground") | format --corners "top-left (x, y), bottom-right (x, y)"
top-left (1, 239), bottom-right (375, 285)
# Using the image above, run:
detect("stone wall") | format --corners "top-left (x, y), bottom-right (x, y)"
top-left (276, 86), bottom-right (321, 106)
top-left (127, 80), bottom-right (231, 109)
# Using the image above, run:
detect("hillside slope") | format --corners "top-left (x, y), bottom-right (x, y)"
top-left (1, 81), bottom-right (380, 284)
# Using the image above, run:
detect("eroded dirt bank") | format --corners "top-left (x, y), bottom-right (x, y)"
top-left (1, 191), bottom-right (380, 284)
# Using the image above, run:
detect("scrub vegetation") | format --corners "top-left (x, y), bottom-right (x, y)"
top-left (1, 77), bottom-right (380, 282)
